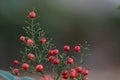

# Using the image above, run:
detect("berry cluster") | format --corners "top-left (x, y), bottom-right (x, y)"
top-left (11, 11), bottom-right (89, 80)
top-left (62, 67), bottom-right (88, 80)
top-left (47, 45), bottom-right (88, 80)
top-left (47, 45), bottom-right (80, 65)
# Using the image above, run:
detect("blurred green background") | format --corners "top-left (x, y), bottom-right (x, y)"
top-left (0, 0), bottom-right (120, 80)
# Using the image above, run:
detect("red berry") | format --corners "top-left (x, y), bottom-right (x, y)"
top-left (36, 64), bottom-right (44, 72)
top-left (74, 46), bottom-right (81, 52)
top-left (13, 68), bottom-right (19, 75)
top-left (67, 58), bottom-right (74, 64)
top-left (13, 69), bottom-right (19, 75)
top-left (76, 66), bottom-right (82, 73)
top-left (22, 63), bottom-right (29, 70)
top-left (70, 72), bottom-right (76, 79)
top-left (27, 39), bottom-right (34, 46)
top-left (62, 70), bottom-right (68, 75)
top-left (48, 50), bottom-right (54, 56)
top-left (40, 38), bottom-right (46, 44)
top-left (64, 45), bottom-right (70, 51)
top-left (53, 59), bottom-right (60, 65)
top-left (20, 36), bottom-right (25, 42)
top-left (48, 56), bottom-right (55, 62)
top-left (70, 69), bottom-right (78, 79)
top-left (82, 69), bottom-right (89, 76)
top-left (29, 11), bottom-right (36, 19)
top-left (53, 49), bottom-right (59, 55)
top-left (28, 53), bottom-right (35, 60)
top-left (13, 60), bottom-right (19, 65)
top-left (85, 77), bottom-right (89, 80)
top-left (62, 74), bottom-right (69, 79)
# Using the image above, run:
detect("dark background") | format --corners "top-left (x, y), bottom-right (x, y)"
top-left (0, 0), bottom-right (120, 80)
